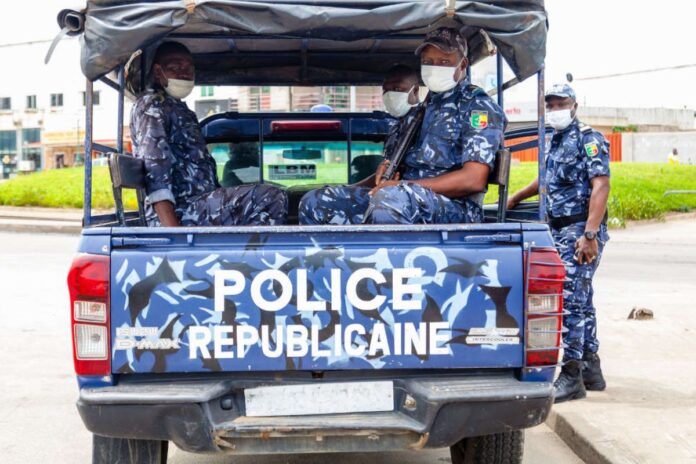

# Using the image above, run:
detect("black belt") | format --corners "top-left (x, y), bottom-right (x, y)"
top-left (549, 211), bottom-right (608, 230)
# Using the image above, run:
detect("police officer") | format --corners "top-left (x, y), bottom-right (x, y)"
top-left (130, 42), bottom-right (287, 227)
top-left (508, 84), bottom-right (611, 402)
top-left (298, 64), bottom-right (422, 224)
top-left (300, 27), bottom-right (507, 225)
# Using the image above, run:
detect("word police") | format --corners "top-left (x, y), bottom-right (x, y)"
top-left (214, 267), bottom-right (425, 312)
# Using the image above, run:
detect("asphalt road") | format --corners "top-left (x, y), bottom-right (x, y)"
top-left (0, 231), bottom-right (591, 463)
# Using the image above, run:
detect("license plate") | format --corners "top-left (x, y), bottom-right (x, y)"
top-left (244, 381), bottom-right (394, 417)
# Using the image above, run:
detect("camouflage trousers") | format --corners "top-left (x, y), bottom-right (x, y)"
top-left (180, 184), bottom-right (288, 226)
top-left (298, 183), bottom-right (477, 225)
top-left (552, 222), bottom-right (609, 362)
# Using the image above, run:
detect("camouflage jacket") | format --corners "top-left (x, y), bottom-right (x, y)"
top-left (545, 120), bottom-right (611, 218)
top-left (130, 89), bottom-right (219, 224)
top-left (401, 80), bottom-right (507, 214)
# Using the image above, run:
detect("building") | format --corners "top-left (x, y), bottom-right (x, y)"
top-left (0, 37), bottom-right (124, 176)
top-left (0, 37), bottom-right (387, 177)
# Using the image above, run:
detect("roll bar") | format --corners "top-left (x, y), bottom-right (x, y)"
top-left (82, 49), bottom-right (547, 227)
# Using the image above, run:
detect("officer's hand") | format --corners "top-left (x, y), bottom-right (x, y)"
top-left (574, 236), bottom-right (599, 265)
top-left (369, 175), bottom-right (401, 197)
top-left (375, 160), bottom-right (390, 185)
top-left (507, 197), bottom-right (519, 210)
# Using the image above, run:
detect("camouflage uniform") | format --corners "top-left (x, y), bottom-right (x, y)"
top-left (130, 89), bottom-right (287, 226)
top-left (545, 118), bottom-right (610, 362)
top-left (299, 81), bottom-right (507, 225)
top-left (298, 108), bottom-right (412, 225)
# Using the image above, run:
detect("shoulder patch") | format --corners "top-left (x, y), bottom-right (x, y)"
top-left (470, 110), bottom-right (489, 129)
top-left (584, 142), bottom-right (600, 157)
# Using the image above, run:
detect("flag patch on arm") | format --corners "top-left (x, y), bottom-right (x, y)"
top-left (584, 142), bottom-right (599, 157)
top-left (470, 110), bottom-right (488, 129)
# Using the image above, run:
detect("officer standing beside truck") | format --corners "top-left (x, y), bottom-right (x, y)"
top-left (508, 84), bottom-right (611, 402)
top-left (131, 41), bottom-right (288, 227)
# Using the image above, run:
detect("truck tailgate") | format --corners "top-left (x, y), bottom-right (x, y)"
top-left (109, 224), bottom-right (525, 374)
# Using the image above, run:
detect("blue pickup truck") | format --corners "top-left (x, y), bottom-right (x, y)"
top-left (64, 1), bottom-right (558, 463)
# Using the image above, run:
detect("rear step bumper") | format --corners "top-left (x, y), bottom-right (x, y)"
top-left (77, 374), bottom-right (553, 454)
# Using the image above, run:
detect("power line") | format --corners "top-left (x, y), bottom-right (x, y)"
top-left (574, 63), bottom-right (696, 81)
top-left (0, 38), bottom-right (63, 48)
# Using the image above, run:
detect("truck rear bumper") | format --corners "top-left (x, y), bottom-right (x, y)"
top-left (77, 374), bottom-right (553, 454)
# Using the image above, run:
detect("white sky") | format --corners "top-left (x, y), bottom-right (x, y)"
top-left (1, 0), bottom-right (695, 109)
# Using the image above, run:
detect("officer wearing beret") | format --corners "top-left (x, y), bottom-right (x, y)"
top-left (508, 84), bottom-right (611, 402)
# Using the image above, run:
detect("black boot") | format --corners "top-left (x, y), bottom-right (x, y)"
top-left (553, 360), bottom-right (586, 403)
top-left (582, 352), bottom-right (607, 391)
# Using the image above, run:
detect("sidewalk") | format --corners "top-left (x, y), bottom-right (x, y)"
top-left (0, 206), bottom-right (84, 234)
top-left (547, 219), bottom-right (696, 463)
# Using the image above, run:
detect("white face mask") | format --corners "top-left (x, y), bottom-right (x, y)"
top-left (382, 88), bottom-right (416, 118)
top-left (164, 78), bottom-right (195, 100)
top-left (546, 109), bottom-right (574, 130)
top-left (421, 64), bottom-right (460, 93)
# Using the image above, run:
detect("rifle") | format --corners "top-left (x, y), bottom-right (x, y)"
top-left (362, 94), bottom-right (429, 223)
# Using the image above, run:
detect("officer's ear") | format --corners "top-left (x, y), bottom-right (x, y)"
top-left (571, 101), bottom-right (578, 117)
top-left (455, 56), bottom-right (469, 82)
top-left (410, 85), bottom-right (420, 104)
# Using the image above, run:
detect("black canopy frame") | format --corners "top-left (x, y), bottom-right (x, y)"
top-left (65, 0), bottom-right (549, 225)
top-left (65, 0), bottom-right (547, 85)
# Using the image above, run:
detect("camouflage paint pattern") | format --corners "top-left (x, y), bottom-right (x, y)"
top-left (110, 233), bottom-right (525, 373)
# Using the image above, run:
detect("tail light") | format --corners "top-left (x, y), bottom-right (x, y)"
top-left (67, 254), bottom-right (110, 375)
top-left (525, 247), bottom-right (565, 367)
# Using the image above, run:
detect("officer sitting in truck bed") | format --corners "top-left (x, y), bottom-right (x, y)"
top-left (298, 64), bottom-right (421, 224)
top-left (299, 27), bottom-right (507, 225)
top-left (130, 42), bottom-right (288, 227)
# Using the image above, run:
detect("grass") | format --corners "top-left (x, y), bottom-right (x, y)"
top-left (0, 167), bottom-right (138, 210)
top-left (484, 163), bottom-right (696, 226)
top-left (1, 163), bottom-right (695, 227)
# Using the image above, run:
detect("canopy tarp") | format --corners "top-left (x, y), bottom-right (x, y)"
top-left (64, 0), bottom-right (547, 85)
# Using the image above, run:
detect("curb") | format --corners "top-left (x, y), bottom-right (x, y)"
top-left (546, 409), bottom-right (642, 464)
top-left (0, 220), bottom-right (82, 235)
top-left (622, 211), bottom-right (696, 228)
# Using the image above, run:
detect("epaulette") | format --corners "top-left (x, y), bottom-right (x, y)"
top-left (578, 122), bottom-right (593, 134)
top-left (466, 84), bottom-right (488, 98)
